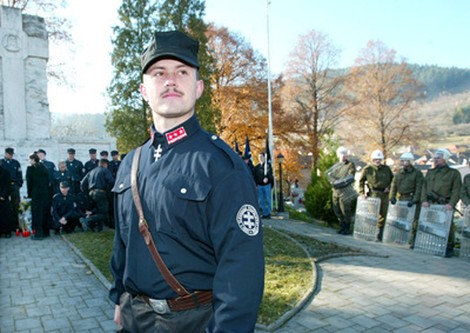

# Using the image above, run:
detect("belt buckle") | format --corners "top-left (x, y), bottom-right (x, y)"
top-left (148, 298), bottom-right (171, 314)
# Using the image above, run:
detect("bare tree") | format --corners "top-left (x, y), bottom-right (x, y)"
top-left (282, 30), bottom-right (345, 170)
top-left (344, 40), bottom-right (425, 158)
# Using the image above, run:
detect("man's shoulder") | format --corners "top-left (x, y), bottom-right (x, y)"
top-left (198, 132), bottom-right (244, 169)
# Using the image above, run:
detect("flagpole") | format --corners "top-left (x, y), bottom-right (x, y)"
top-left (266, 0), bottom-right (278, 211)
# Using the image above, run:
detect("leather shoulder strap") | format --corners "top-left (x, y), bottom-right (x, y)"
top-left (131, 146), bottom-right (189, 296)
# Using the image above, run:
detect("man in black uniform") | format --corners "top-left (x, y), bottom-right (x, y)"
top-left (66, 148), bottom-right (84, 194)
top-left (100, 150), bottom-right (109, 161)
top-left (254, 152), bottom-right (274, 218)
top-left (53, 161), bottom-right (73, 194)
top-left (51, 181), bottom-right (79, 234)
top-left (109, 31), bottom-right (264, 333)
top-left (80, 159), bottom-right (114, 231)
top-left (84, 148), bottom-right (99, 175)
top-left (0, 147), bottom-right (23, 231)
top-left (108, 150), bottom-right (121, 179)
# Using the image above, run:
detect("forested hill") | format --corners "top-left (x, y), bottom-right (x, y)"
top-left (409, 64), bottom-right (470, 99)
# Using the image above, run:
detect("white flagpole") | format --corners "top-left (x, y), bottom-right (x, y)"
top-left (266, 0), bottom-right (278, 211)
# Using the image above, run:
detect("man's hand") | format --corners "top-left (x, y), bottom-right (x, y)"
top-left (422, 201), bottom-right (430, 208)
top-left (263, 177), bottom-right (269, 184)
top-left (114, 304), bottom-right (121, 326)
top-left (59, 217), bottom-right (67, 225)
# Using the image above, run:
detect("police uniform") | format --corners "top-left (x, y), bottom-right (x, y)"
top-left (330, 160), bottom-right (356, 234)
top-left (110, 116), bottom-right (264, 332)
top-left (80, 164), bottom-right (115, 231)
top-left (53, 169), bottom-right (73, 194)
top-left (84, 159), bottom-right (99, 175)
top-left (0, 152), bottom-right (23, 229)
top-left (51, 185), bottom-right (79, 233)
top-left (66, 150), bottom-right (84, 194)
top-left (359, 163), bottom-right (393, 240)
top-left (420, 164), bottom-right (461, 252)
top-left (108, 154), bottom-right (121, 179)
top-left (390, 165), bottom-right (423, 245)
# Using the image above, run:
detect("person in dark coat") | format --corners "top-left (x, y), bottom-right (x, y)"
top-left (0, 164), bottom-right (14, 237)
top-left (51, 181), bottom-right (79, 233)
top-left (0, 147), bottom-right (23, 231)
top-left (26, 153), bottom-right (50, 240)
top-left (53, 161), bottom-right (73, 194)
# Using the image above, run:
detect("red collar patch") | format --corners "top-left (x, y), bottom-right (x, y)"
top-left (165, 127), bottom-right (188, 145)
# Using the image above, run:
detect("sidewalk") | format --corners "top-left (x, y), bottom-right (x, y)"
top-left (260, 218), bottom-right (470, 333)
top-left (1, 220), bottom-right (469, 333)
top-left (0, 234), bottom-right (115, 333)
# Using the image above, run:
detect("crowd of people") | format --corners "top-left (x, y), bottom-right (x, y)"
top-left (328, 146), bottom-right (464, 257)
top-left (0, 147), bottom-right (121, 239)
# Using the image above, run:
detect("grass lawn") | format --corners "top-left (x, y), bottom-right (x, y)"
top-left (65, 223), bottom-right (361, 325)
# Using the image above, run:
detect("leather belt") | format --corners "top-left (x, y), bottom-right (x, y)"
top-left (141, 290), bottom-right (213, 313)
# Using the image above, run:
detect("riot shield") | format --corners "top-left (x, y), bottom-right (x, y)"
top-left (383, 201), bottom-right (415, 245)
top-left (353, 197), bottom-right (380, 241)
top-left (414, 205), bottom-right (453, 257)
top-left (459, 206), bottom-right (470, 258)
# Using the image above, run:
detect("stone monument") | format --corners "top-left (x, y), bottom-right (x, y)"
top-left (0, 5), bottom-right (115, 184)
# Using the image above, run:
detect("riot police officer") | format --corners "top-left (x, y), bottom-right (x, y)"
top-left (66, 148), bottom-right (84, 194)
top-left (109, 31), bottom-right (264, 333)
top-left (421, 148), bottom-right (461, 257)
top-left (0, 147), bottom-right (23, 230)
top-left (359, 149), bottom-right (393, 242)
top-left (389, 152), bottom-right (423, 248)
top-left (329, 146), bottom-right (356, 235)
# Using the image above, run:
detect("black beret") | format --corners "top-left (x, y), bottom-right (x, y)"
top-left (5, 147), bottom-right (14, 154)
top-left (141, 31), bottom-right (199, 74)
top-left (89, 148), bottom-right (97, 154)
top-left (60, 181), bottom-right (70, 188)
top-left (37, 149), bottom-right (46, 154)
top-left (111, 150), bottom-right (119, 156)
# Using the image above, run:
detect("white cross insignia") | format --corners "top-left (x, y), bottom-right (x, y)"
top-left (236, 205), bottom-right (260, 236)
top-left (154, 144), bottom-right (163, 162)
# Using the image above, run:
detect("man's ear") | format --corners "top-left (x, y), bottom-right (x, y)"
top-left (140, 83), bottom-right (148, 102)
top-left (196, 80), bottom-right (204, 100)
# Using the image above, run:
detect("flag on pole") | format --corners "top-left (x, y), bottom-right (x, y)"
top-left (243, 135), bottom-right (252, 161)
top-left (264, 133), bottom-right (272, 175)
top-left (234, 139), bottom-right (242, 156)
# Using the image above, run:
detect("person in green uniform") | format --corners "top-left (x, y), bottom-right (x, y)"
top-left (359, 149), bottom-right (393, 242)
top-left (329, 146), bottom-right (356, 235)
top-left (460, 159), bottom-right (470, 207)
top-left (389, 152), bottom-right (424, 248)
top-left (421, 148), bottom-right (461, 257)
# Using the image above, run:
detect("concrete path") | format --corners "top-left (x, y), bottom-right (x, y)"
top-left (0, 234), bottom-right (115, 333)
top-left (1, 219), bottom-right (469, 333)
top-left (260, 219), bottom-right (470, 333)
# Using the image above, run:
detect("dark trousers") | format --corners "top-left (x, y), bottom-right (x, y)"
top-left (119, 292), bottom-right (213, 333)
top-left (31, 196), bottom-right (49, 238)
top-left (9, 184), bottom-right (20, 229)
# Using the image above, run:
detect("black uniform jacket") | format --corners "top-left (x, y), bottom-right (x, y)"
top-left (109, 116), bottom-right (265, 332)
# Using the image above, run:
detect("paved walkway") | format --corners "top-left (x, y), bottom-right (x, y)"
top-left (259, 219), bottom-right (470, 333)
top-left (0, 234), bottom-right (115, 333)
top-left (1, 219), bottom-right (469, 333)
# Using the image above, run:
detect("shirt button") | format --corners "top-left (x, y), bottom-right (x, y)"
top-left (180, 188), bottom-right (187, 194)
top-left (119, 183), bottom-right (124, 189)
top-left (211, 135), bottom-right (217, 140)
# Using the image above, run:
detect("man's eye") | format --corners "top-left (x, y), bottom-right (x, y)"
top-left (178, 70), bottom-right (188, 76)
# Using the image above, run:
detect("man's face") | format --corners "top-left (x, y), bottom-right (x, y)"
top-left (112, 155), bottom-right (118, 161)
top-left (372, 158), bottom-right (382, 166)
top-left (259, 154), bottom-right (265, 163)
top-left (37, 152), bottom-right (45, 160)
top-left (5, 152), bottom-right (12, 160)
top-left (338, 153), bottom-right (347, 162)
top-left (59, 162), bottom-right (66, 171)
top-left (90, 153), bottom-right (96, 160)
top-left (140, 59), bottom-right (203, 123)
top-left (401, 160), bottom-right (411, 168)
top-left (67, 153), bottom-right (75, 161)
top-left (434, 154), bottom-right (446, 167)
top-left (60, 187), bottom-right (69, 196)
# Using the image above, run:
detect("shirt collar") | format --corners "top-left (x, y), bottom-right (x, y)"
top-left (149, 115), bottom-right (201, 150)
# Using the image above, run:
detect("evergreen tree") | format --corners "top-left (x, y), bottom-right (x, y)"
top-left (106, 0), bottom-right (216, 152)
top-left (105, 0), bottom-right (158, 152)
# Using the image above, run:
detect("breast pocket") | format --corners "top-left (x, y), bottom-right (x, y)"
top-left (113, 175), bottom-right (132, 241)
top-left (160, 173), bottom-right (212, 236)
